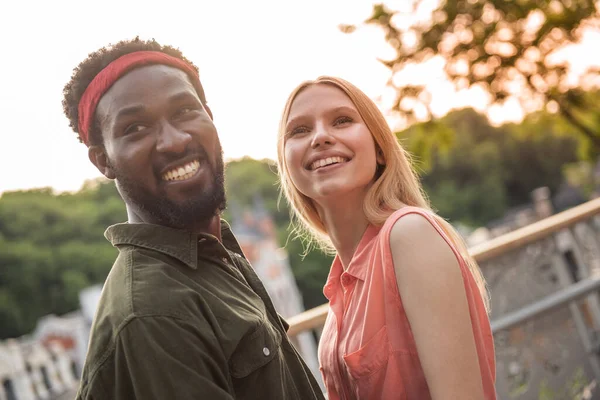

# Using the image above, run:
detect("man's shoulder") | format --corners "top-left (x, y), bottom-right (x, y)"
top-left (103, 245), bottom-right (207, 318)
top-left (87, 247), bottom-right (195, 343)
top-left (77, 313), bottom-right (209, 399)
top-left (80, 248), bottom-right (217, 398)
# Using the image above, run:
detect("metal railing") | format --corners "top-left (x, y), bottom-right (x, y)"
top-left (287, 197), bottom-right (600, 399)
top-left (491, 276), bottom-right (600, 333)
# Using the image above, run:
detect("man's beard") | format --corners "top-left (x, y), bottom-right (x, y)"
top-left (111, 146), bottom-right (226, 230)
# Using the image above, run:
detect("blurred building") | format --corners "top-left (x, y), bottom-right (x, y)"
top-left (0, 285), bottom-right (100, 399)
top-left (230, 196), bottom-right (322, 388)
top-left (0, 319), bottom-right (83, 400)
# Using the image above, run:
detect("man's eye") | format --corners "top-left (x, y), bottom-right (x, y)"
top-left (175, 107), bottom-right (196, 118)
top-left (124, 124), bottom-right (147, 135)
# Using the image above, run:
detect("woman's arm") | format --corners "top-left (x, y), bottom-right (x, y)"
top-left (390, 213), bottom-right (485, 400)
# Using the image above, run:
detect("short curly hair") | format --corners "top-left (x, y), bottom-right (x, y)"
top-left (62, 37), bottom-right (207, 145)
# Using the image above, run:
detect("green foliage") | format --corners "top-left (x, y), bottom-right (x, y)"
top-left (401, 108), bottom-right (580, 226)
top-left (222, 157), bottom-right (289, 226)
top-left (283, 237), bottom-right (332, 311)
top-left (0, 185), bottom-right (125, 338)
top-left (344, 0), bottom-right (600, 150)
top-left (0, 160), bottom-right (333, 339)
top-left (0, 109), bottom-right (586, 337)
top-left (538, 367), bottom-right (591, 400)
top-left (222, 157), bottom-right (333, 310)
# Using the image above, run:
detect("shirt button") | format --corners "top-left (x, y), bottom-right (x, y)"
top-left (221, 257), bottom-right (229, 264)
top-left (263, 347), bottom-right (270, 357)
top-left (341, 275), bottom-right (351, 285)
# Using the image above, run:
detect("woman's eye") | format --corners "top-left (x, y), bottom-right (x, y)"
top-left (334, 116), bottom-right (353, 125)
top-left (124, 124), bottom-right (147, 135)
top-left (289, 126), bottom-right (309, 136)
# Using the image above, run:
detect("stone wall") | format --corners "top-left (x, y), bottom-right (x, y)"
top-left (484, 220), bottom-right (600, 399)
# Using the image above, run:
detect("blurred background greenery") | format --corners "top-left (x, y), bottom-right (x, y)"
top-left (2, 0), bottom-right (600, 341)
top-left (2, 103), bottom-right (597, 339)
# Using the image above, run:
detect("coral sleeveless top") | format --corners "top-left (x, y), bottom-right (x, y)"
top-left (318, 207), bottom-right (496, 399)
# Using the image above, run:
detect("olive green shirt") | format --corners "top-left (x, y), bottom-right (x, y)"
top-left (76, 220), bottom-right (324, 400)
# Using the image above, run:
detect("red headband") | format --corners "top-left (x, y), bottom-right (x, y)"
top-left (77, 51), bottom-right (201, 146)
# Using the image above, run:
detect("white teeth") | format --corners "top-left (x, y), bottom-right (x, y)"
top-left (310, 156), bottom-right (347, 171)
top-left (162, 160), bottom-right (201, 181)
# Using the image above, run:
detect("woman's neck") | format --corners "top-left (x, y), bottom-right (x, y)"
top-left (316, 191), bottom-right (370, 269)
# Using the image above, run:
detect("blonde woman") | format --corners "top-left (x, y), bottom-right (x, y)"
top-left (277, 77), bottom-right (496, 400)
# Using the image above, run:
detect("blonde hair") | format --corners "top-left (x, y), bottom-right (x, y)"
top-left (276, 76), bottom-right (490, 312)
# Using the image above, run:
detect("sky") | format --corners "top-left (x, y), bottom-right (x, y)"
top-left (1, 0), bottom-right (598, 194)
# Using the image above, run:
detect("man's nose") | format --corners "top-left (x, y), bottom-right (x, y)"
top-left (156, 121), bottom-right (192, 154)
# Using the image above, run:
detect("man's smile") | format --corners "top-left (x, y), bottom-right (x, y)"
top-left (161, 159), bottom-right (201, 182)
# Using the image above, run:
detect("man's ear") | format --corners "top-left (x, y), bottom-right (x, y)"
top-left (204, 104), bottom-right (214, 120)
top-left (88, 145), bottom-right (116, 180)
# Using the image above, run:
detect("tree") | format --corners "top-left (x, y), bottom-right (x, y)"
top-left (223, 157), bottom-right (289, 226)
top-left (0, 127), bottom-right (580, 339)
top-left (223, 157), bottom-right (333, 310)
top-left (0, 160), bottom-right (333, 339)
top-left (0, 187), bottom-right (124, 338)
top-left (400, 108), bottom-right (581, 226)
top-left (342, 0), bottom-right (600, 150)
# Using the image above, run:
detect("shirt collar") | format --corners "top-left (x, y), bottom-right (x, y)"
top-left (104, 219), bottom-right (243, 270)
top-left (322, 224), bottom-right (380, 299)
